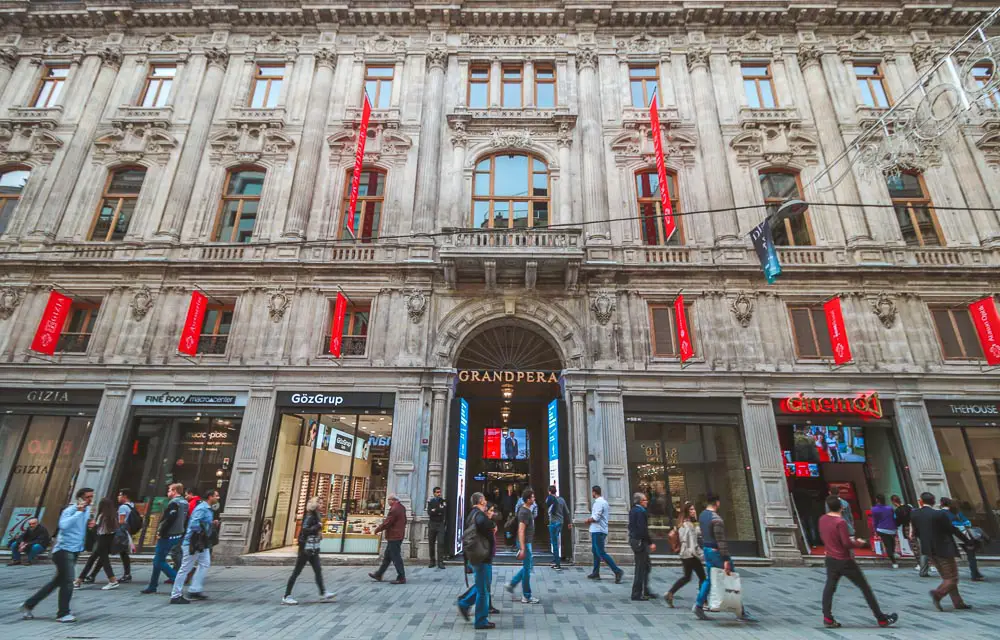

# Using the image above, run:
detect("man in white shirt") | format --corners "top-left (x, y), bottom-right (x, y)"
top-left (585, 485), bottom-right (624, 583)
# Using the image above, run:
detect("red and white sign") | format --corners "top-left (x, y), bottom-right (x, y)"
top-left (178, 291), bottom-right (208, 356)
top-left (329, 292), bottom-right (348, 358)
top-left (346, 93), bottom-right (372, 238)
top-left (674, 294), bottom-right (693, 362)
top-left (969, 296), bottom-right (1000, 366)
top-left (30, 291), bottom-right (72, 356)
top-left (823, 297), bottom-right (852, 365)
top-left (649, 95), bottom-right (676, 243)
top-left (779, 392), bottom-right (883, 420)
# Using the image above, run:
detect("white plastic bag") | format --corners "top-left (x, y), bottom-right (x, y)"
top-left (708, 567), bottom-right (743, 614)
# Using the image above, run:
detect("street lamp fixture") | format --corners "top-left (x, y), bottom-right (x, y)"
top-left (501, 382), bottom-right (514, 401)
top-left (772, 198), bottom-right (809, 223)
top-left (501, 406), bottom-right (511, 422)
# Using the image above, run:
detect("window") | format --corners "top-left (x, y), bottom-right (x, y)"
top-left (629, 65), bottom-right (659, 108)
top-left (972, 63), bottom-right (998, 109)
top-left (471, 154), bottom-right (549, 229)
top-left (854, 63), bottom-right (891, 108)
top-left (249, 64), bottom-right (284, 109)
top-left (468, 65), bottom-right (490, 108)
top-left (0, 167), bottom-right (30, 235)
top-left (534, 64), bottom-right (556, 108)
top-left (742, 64), bottom-right (777, 109)
top-left (140, 64), bottom-right (176, 108)
top-left (89, 167), bottom-right (145, 241)
top-left (501, 65), bottom-right (523, 108)
top-left (931, 307), bottom-right (984, 360)
top-left (364, 66), bottom-right (393, 109)
top-left (340, 169), bottom-right (385, 242)
top-left (760, 171), bottom-right (812, 246)
top-left (324, 303), bottom-right (369, 356)
top-left (58, 302), bottom-right (99, 353)
top-left (635, 170), bottom-right (682, 245)
top-left (887, 172), bottom-right (941, 246)
top-left (649, 303), bottom-right (693, 357)
top-left (198, 304), bottom-right (233, 354)
top-left (213, 168), bottom-right (264, 243)
top-left (789, 306), bottom-right (833, 359)
top-left (32, 66), bottom-right (69, 108)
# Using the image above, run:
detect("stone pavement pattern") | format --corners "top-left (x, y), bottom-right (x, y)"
top-left (2, 562), bottom-right (999, 639)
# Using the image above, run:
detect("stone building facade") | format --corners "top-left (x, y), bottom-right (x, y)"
top-left (0, 1), bottom-right (999, 564)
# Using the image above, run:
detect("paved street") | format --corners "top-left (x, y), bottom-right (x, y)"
top-left (3, 561), bottom-right (1000, 639)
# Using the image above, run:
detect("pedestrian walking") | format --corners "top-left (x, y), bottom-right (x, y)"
top-left (910, 492), bottom-right (970, 612)
top-left (185, 488), bottom-right (199, 516)
top-left (628, 492), bottom-right (654, 601)
top-left (170, 489), bottom-right (219, 604)
top-left (75, 497), bottom-right (120, 590)
top-left (511, 488), bottom-right (537, 553)
top-left (909, 495), bottom-right (938, 577)
top-left (693, 492), bottom-right (755, 622)
top-left (427, 486), bottom-right (447, 569)
top-left (664, 501), bottom-right (705, 608)
top-left (115, 489), bottom-right (137, 583)
top-left (21, 487), bottom-right (94, 623)
top-left (7, 517), bottom-right (50, 566)
top-left (586, 485), bottom-right (624, 583)
top-left (871, 494), bottom-right (898, 568)
top-left (141, 483), bottom-right (188, 594)
top-left (545, 485), bottom-right (571, 570)
top-left (457, 493), bottom-right (498, 629)
top-left (369, 494), bottom-right (407, 584)
top-left (942, 497), bottom-right (985, 582)
top-left (282, 496), bottom-right (336, 604)
top-left (504, 488), bottom-right (539, 604)
top-left (825, 486), bottom-right (855, 536)
top-left (819, 496), bottom-right (898, 629)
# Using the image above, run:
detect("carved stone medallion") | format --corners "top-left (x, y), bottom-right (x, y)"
top-left (405, 290), bottom-right (427, 324)
top-left (870, 292), bottom-right (896, 329)
top-left (730, 292), bottom-right (754, 328)
top-left (130, 285), bottom-right (154, 321)
top-left (268, 287), bottom-right (290, 322)
top-left (0, 285), bottom-right (22, 320)
top-left (591, 291), bottom-right (616, 326)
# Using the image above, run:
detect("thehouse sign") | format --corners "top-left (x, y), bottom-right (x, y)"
top-left (778, 392), bottom-right (883, 420)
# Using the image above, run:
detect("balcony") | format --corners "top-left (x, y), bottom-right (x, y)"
top-left (196, 335), bottom-right (229, 355)
top-left (56, 333), bottom-right (91, 354)
top-left (440, 227), bottom-right (584, 290)
top-left (323, 335), bottom-right (367, 357)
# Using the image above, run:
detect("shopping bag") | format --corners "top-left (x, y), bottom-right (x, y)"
top-left (897, 527), bottom-right (914, 557)
top-left (707, 567), bottom-right (743, 614)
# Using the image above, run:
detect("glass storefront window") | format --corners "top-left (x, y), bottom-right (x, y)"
top-left (933, 427), bottom-right (1000, 551)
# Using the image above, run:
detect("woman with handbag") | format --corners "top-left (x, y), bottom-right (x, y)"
top-left (75, 497), bottom-right (120, 590)
top-left (282, 496), bottom-right (336, 604)
top-left (942, 497), bottom-right (985, 582)
top-left (664, 502), bottom-right (706, 607)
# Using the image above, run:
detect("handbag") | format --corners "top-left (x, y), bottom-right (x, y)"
top-left (707, 567), bottom-right (743, 614)
top-left (304, 534), bottom-right (322, 555)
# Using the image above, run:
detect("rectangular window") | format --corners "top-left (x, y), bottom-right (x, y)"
top-left (364, 65), bottom-right (394, 110)
top-left (501, 65), bottom-right (523, 108)
top-left (534, 64), bottom-right (556, 108)
top-left (760, 171), bottom-right (812, 246)
top-left (324, 303), bottom-right (370, 356)
top-left (649, 303), bottom-right (693, 358)
top-left (249, 64), bottom-right (284, 109)
top-left (931, 307), bottom-right (984, 360)
top-left (789, 306), bottom-right (833, 359)
top-left (636, 171), bottom-right (682, 246)
top-left (58, 302), bottom-right (99, 353)
top-left (629, 65), bottom-right (659, 108)
top-left (468, 65), bottom-right (490, 108)
top-left (742, 64), bottom-right (777, 109)
top-left (198, 304), bottom-right (234, 355)
top-left (854, 63), bottom-right (891, 108)
top-left (139, 64), bottom-right (176, 108)
top-left (32, 66), bottom-right (70, 108)
top-left (972, 63), bottom-right (998, 109)
top-left (887, 172), bottom-right (941, 247)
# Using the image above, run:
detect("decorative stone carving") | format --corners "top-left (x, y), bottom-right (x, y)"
top-left (129, 285), bottom-right (154, 321)
top-left (975, 123), bottom-right (1000, 170)
top-left (616, 33), bottom-right (664, 56)
top-left (204, 47), bottom-right (229, 70)
top-left (0, 285), bottom-right (22, 320)
top-left (591, 291), bottom-right (616, 326)
top-left (489, 128), bottom-right (533, 149)
top-left (405, 290), bottom-right (427, 324)
top-left (328, 123), bottom-right (412, 164)
top-left (461, 34), bottom-right (562, 48)
top-left (837, 30), bottom-right (891, 62)
top-left (731, 124), bottom-right (819, 166)
top-left (145, 33), bottom-right (190, 55)
top-left (869, 292), bottom-right (897, 329)
top-left (93, 123), bottom-right (178, 163)
top-left (610, 125), bottom-right (698, 166)
top-left (210, 123), bottom-right (294, 164)
top-left (911, 43), bottom-right (940, 72)
top-left (267, 287), bottom-right (290, 322)
top-left (98, 47), bottom-right (124, 70)
top-left (797, 45), bottom-right (823, 70)
top-left (576, 46), bottom-right (598, 70)
top-left (730, 292), bottom-right (753, 327)
top-left (360, 34), bottom-right (406, 55)
top-left (42, 34), bottom-right (85, 58)
top-left (0, 122), bottom-right (63, 163)
top-left (252, 32), bottom-right (299, 60)
top-left (449, 117), bottom-right (469, 148)
top-left (686, 47), bottom-right (711, 71)
top-left (426, 48), bottom-right (448, 70)
top-left (556, 121), bottom-right (573, 149)
top-left (0, 48), bottom-right (17, 69)
top-left (314, 48), bottom-right (337, 69)
top-left (727, 30), bottom-right (779, 60)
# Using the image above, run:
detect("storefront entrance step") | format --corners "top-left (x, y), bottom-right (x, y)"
top-left (238, 552), bottom-right (381, 566)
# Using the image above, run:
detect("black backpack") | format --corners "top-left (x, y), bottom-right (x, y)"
top-left (124, 504), bottom-right (143, 535)
top-left (463, 513), bottom-right (491, 565)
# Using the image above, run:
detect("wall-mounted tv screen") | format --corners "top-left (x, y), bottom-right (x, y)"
top-left (483, 428), bottom-right (529, 460)
top-left (790, 425), bottom-right (865, 463)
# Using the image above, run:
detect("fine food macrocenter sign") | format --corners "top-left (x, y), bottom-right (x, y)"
top-left (458, 370), bottom-right (560, 384)
top-left (132, 391), bottom-right (249, 407)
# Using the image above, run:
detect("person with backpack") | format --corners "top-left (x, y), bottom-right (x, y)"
top-left (545, 485), bottom-right (571, 571)
top-left (942, 497), bottom-right (985, 582)
top-left (282, 496), bottom-right (336, 604)
top-left (664, 501), bottom-right (705, 607)
top-left (141, 483), bottom-right (188, 594)
top-left (115, 489), bottom-right (140, 583)
top-left (457, 492), bottom-right (498, 629)
top-left (170, 489), bottom-right (218, 604)
top-left (75, 497), bottom-right (120, 590)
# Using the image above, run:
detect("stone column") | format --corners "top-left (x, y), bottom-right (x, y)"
top-left (895, 395), bottom-right (949, 497)
top-left (575, 47), bottom-right (611, 237)
top-left (595, 387), bottom-right (628, 519)
top-left (557, 127), bottom-right (573, 226)
top-left (411, 49), bottom-right (447, 235)
top-left (426, 388), bottom-right (449, 498)
top-left (448, 119), bottom-right (469, 228)
top-left (523, 60), bottom-right (535, 108)
top-left (489, 58), bottom-right (501, 108)
top-left (156, 47), bottom-right (229, 240)
top-left (387, 388), bottom-right (423, 558)
top-left (0, 49), bottom-right (16, 98)
top-left (281, 49), bottom-right (336, 238)
top-left (570, 390), bottom-right (590, 519)
top-left (74, 384), bottom-right (131, 499)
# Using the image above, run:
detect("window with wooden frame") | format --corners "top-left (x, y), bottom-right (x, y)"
top-left (886, 172), bottom-right (941, 247)
top-left (249, 63), bottom-right (284, 109)
top-left (340, 168), bottom-right (385, 242)
top-left (89, 167), bottom-right (146, 241)
top-left (471, 153), bottom-right (549, 229)
top-left (760, 170), bottom-right (813, 246)
top-left (58, 301), bottom-right (99, 353)
top-left (501, 64), bottom-right (523, 108)
top-left (197, 304), bottom-right (234, 355)
top-left (788, 306), bottom-right (834, 359)
top-left (534, 64), bottom-right (556, 108)
top-left (629, 65), bottom-right (659, 108)
top-left (32, 65), bottom-right (70, 108)
top-left (972, 63), bottom-right (998, 109)
top-left (854, 63), bottom-right (891, 108)
top-left (649, 302), bottom-right (693, 358)
top-left (468, 65), bottom-right (490, 108)
top-left (0, 166), bottom-right (30, 235)
top-left (323, 302), bottom-right (370, 356)
top-left (635, 170), bottom-right (682, 246)
top-left (213, 167), bottom-right (265, 243)
top-left (742, 64), bottom-right (777, 109)
top-left (931, 307), bottom-right (984, 361)
top-left (364, 65), bottom-right (394, 109)
top-left (139, 64), bottom-right (176, 108)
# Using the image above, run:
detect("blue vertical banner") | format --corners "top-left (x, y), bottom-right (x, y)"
top-left (547, 399), bottom-right (559, 493)
top-left (750, 219), bottom-right (782, 284)
top-left (454, 398), bottom-right (469, 555)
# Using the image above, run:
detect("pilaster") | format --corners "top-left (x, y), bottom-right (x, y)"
top-left (387, 388), bottom-right (424, 558)
top-left (576, 47), bottom-right (611, 238)
top-left (411, 49), bottom-right (447, 235)
top-left (895, 395), bottom-right (949, 497)
top-left (74, 384), bottom-right (130, 499)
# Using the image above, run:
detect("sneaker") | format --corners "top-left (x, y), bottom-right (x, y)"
top-left (119, 575), bottom-right (132, 584)
top-left (139, 588), bottom-right (157, 594)
top-left (320, 592), bottom-right (336, 602)
top-left (428, 564), bottom-right (437, 569)
top-left (281, 596), bottom-right (298, 605)
top-left (437, 563), bottom-right (446, 570)
top-left (20, 605), bottom-right (34, 620)
top-left (737, 610), bottom-right (757, 623)
top-left (73, 581), bottom-right (83, 590)
top-left (892, 564), bottom-right (899, 569)
top-left (614, 570), bottom-right (624, 584)
top-left (587, 573), bottom-right (600, 580)
top-left (101, 582), bottom-right (120, 591)
top-left (521, 596), bottom-right (540, 604)
top-left (878, 613), bottom-right (899, 627)
top-left (972, 576), bottom-right (986, 582)
top-left (504, 583), bottom-right (514, 594)
top-left (170, 596), bottom-right (190, 605)
top-left (458, 605), bottom-right (470, 621)
top-left (56, 614), bottom-right (77, 623)
top-left (955, 603), bottom-right (973, 610)
top-left (553, 566), bottom-right (563, 571)
top-left (474, 622), bottom-right (496, 630)
top-left (489, 606), bottom-right (500, 614)
top-left (693, 605), bottom-right (708, 620)
top-left (824, 617), bottom-right (841, 629)
top-left (82, 576), bottom-right (95, 584)
top-left (631, 595), bottom-right (651, 601)
top-left (188, 592), bottom-right (208, 600)
top-left (664, 592), bottom-right (674, 608)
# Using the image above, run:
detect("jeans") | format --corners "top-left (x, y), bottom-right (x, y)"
top-left (375, 540), bottom-right (405, 579)
top-left (25, 549), bottom-right (77, 617)
top-left (285, 550), bottom-right (325, 596)
top-left (549, 522), bottom-right (563, 567)
top-left (669, 556), bottom-right (707, 595)
top-left (509, 543), bottom-right (533, 598)
top-left (10, 541), bottom-right (45, 563)
top-left (696, 547), bottom-right (725, 608)
top-left (458, 562), bottom-right (493, 627)
top-left (147, 536), bottom-right (180, 590)
top-left (428, 521), bottom-right (447, 565)
top-left (965, 547), bottom-right (983, 580)
top-left (591, 532), bottom-right (621, 575)
top-left (171, 546), bottom-right (210, 599)
top-left (631, 541), bottom-right (651, 599)
top-left (822, 557), bottom-right (884, 620)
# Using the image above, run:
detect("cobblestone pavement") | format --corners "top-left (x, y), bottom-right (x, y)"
top-left (2, 561), bottom-right (1000, 639)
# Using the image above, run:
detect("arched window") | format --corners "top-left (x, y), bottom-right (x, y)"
top-left (472, 153), bottom-right (549, 229)
top-left (635, 170), bottom-right (682, 245)
top-left (213, 167), bottom-right (265, 243)
top-left (0, 166), bottom-right (30, 235)
top-left (340, 169), bottom-right (386, 242)
top-left (887, 172), bottom-right (941, 246)
top-left (89, 167), bottom-right (146, 241)
top-left (760, 170), bottom-right (813, 246)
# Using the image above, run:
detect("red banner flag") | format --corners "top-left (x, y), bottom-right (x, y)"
top-left (30, 291), bottom-right (72, 355)
top-left (346, 93), bottom-right (372, 238)
top-left (178, 291), bottom-right (208, 356)
top-left (649, 95), bottom-right (676, 243)
top-left (674, 294), bottom-right (693, 362)
top-left (969, 296), bottom-right (1000, 365)
top-left (823, 297), bottom-right (853, 365)
top-left (329, 292), bottom-right (348, 358)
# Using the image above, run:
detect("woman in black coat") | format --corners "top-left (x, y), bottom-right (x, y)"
top-left (281, 496), bottom-right (336, 605)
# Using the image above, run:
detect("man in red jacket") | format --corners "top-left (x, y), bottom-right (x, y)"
top-left (369, 494), bottom-right (407, 584)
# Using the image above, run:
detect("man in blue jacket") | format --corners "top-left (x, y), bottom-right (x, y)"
top-left (171, 489), bottom-right (219, 604)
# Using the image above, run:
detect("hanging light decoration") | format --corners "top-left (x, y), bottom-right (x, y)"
top-left (501, 382), bottom-right (514, 401)
top-left (501, 406), bottom-right (511, 422)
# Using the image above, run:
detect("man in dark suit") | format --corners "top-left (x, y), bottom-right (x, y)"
top-left (909, 492), bottom-right (970, 611)
top-left (504, 433), bottom-right (519, 460)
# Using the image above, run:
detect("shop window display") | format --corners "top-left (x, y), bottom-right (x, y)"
top-left (933, 427), bottom-right (1000, 552)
